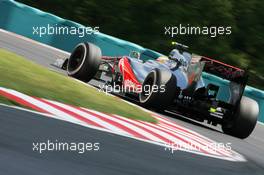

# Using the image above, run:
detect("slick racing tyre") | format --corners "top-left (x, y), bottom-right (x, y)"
top-left (139, 68), bottom-right (177, 110)
top-left (67, 42), bottom-right (102, 82)
top-left (222, 96), bottom-right (259, 139)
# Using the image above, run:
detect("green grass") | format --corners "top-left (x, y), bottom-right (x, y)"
top-left (0, 49), bottom-right (156, 123)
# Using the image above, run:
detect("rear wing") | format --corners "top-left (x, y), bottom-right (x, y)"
top-left (201, 56), bottom-right (248, 85)
top-left (200, 56), bottom-right (249, 106)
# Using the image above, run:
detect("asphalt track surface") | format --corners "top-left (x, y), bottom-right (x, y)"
top-left (1, 29), bottom-right (264, 174)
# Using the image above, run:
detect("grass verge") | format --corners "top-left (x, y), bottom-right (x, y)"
top-left (0, 49), bottom-right (156, 123)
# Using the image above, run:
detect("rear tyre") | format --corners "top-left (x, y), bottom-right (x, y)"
top-left (67, 42), bottom-right (102, 82)
top-left (139, 68), bottom-right (177, 110)
top-left (222, 96), bottom-right (259, 139)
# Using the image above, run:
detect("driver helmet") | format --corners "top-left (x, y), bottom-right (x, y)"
top-left (169, 49), bottom-right (187, 67)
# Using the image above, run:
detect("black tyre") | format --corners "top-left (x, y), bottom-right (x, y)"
top-left (139, 68), bottom-right (177, 109)
top-left (222, 96), bottom-right (259, 139)
top-left (67, 42), bottom-right (102, 82)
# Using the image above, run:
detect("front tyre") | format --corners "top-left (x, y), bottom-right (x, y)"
top-left (222, 96), bottom-right (259, 139)
top-left (67, 42), bottom-right (102, 82)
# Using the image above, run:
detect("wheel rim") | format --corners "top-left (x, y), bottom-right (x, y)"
top-left (140, 71), bottom-right (156, 103)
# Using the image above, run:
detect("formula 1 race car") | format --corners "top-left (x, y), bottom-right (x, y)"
top-left (60, 42), bottom-right (259, 139)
